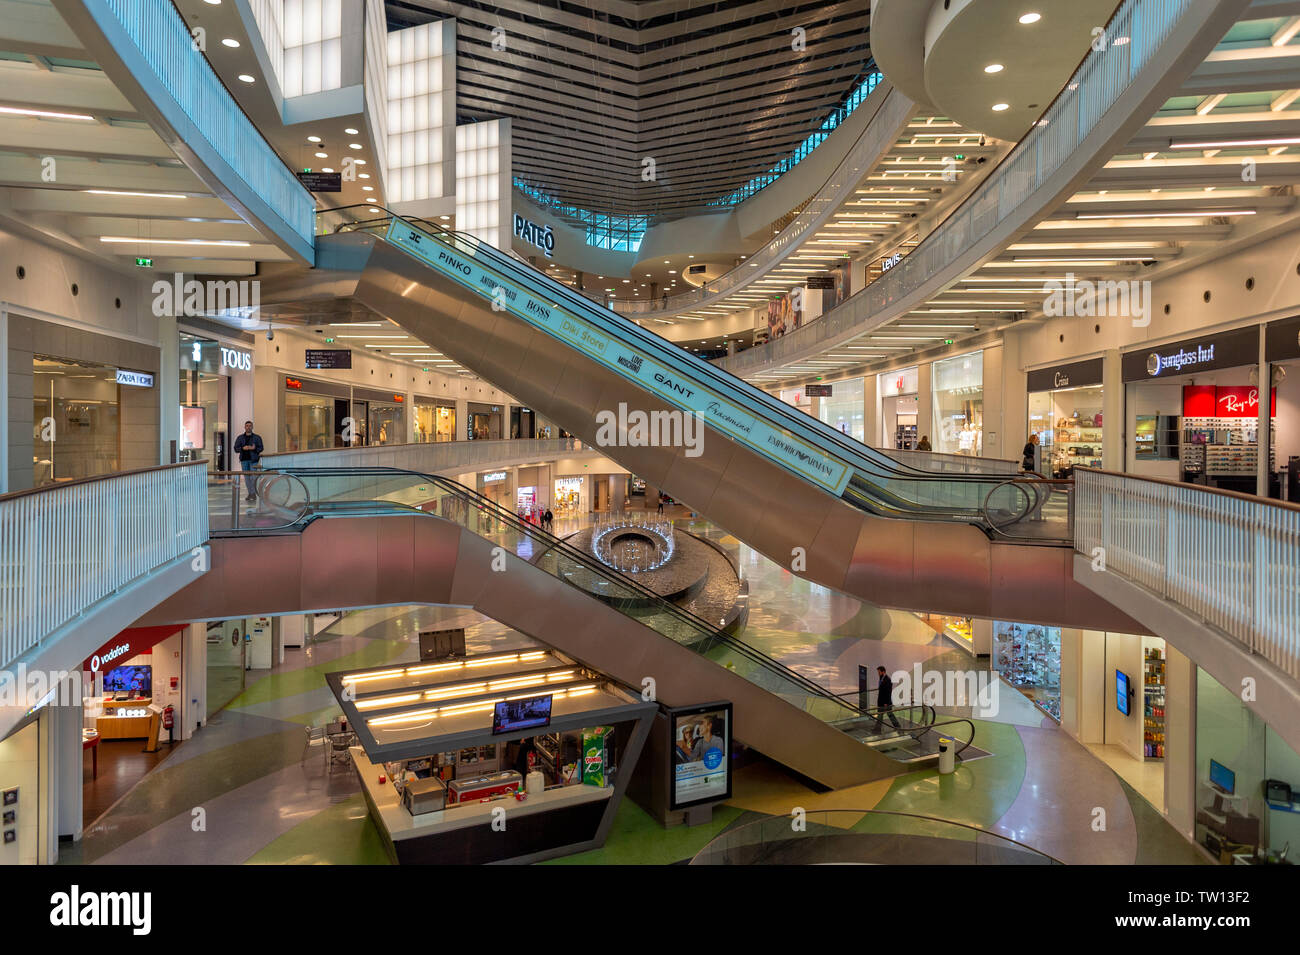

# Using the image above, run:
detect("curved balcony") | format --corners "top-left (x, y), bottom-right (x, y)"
top-left (717, 0), bottom-right (1227, 379)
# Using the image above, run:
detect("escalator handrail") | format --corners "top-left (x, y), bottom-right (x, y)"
top-left (924, 717), bottom-right (977, 757)
top-left (276, 465), bottom-right (859, 717)
top-left (324, 205), bottom-right (1029, 491)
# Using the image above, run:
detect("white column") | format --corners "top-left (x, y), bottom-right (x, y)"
top-left (1103, 349), bottom-right (1123, 471)
top-left (158, 316), bottom-right (180, 464)
top-left (183, 623), bottom-right (207, 736)
top-left (1258, 327), bottom-right (1270, 497)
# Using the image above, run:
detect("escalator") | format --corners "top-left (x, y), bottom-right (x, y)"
top-left (146, 466), bottom-right (976, 788)
top-left (257, 207), bottom-right (1143, 632)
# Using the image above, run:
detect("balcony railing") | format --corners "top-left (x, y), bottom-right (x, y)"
top-left (95, 0), bottom-right (316, 249)
top-left (1073, 468), bottom-right (1300, 680)
top-left (262, 437), bottom-right (594, 473)
top-left (0, 463), bottom-right (209, 670)
top-left (718, 0), bottom-right (1194, 376)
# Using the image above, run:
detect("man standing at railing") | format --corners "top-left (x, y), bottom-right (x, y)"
top-left (233, 420), bottom-right (264, 502)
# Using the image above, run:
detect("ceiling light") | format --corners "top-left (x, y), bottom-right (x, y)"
top-left (1019, 13), bottom-right (1041, 24)
top-left (315, 151), bottom-right (327, 158)
top-left (984, 64), bottom-right (1004, 73)
top-left (362, 185), bottom-right (373, 191)
top-left (440, 215), bottom-right (450, 220)
top-left (349, 143), bottom-right (363, 150)
top-left (344, 127), bottom-right (359, 135)
top-left (1074, 210), bottom-right (1255, 219)
top-left (237, 74), bottom-right (255, 83)
top-left (307, 136), bottom-right (322, 143)
top-left (1170, 137), bottom-right (1300, 149)
top-left (992, 103), bottom-right (1010, 112)
top-left (353, 159), bottom-right (366, 165)
top-left (359, 173), bottom-right (371, 179)
top-left (99, 237), bottom-right (250, 247)
top-left (221, 38), bottom-right (240, 48)
top-left (0, 105), bottom-right (93, 121)
top-left (85, 189), bottom-right (186, 199)
top-left (321, 167), bottom-right (334, 173)
top-left (203, 0), bottom-right (221, 4)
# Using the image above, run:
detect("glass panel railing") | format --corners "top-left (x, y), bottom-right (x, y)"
top-left (274, 466), bottom-right (865, 723)
top-left (688, 809), bottom-right (1062, 865)
top-left (206, 470), bottom-right (311, 534)
top-left (320, 206), bottom-right (1063, 538)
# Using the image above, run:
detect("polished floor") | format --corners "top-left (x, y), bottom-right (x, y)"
top-left (63, 504), bottom-right (1205, 865)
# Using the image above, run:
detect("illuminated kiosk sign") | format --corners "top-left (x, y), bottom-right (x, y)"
top-left (386, 220), bottom-right (851, 495)
top-left (513, 214), bottom-right (555, 258)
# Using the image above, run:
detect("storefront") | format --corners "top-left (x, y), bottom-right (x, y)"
top-left (777, 387), bottom-right (812, 415)
top-left (414, 397), bottom-right (456, 443)
top-left (1123, 327), bottom-right (1276, 494)
top-left (1026, 357), bottom-right (1105, 478)
top-left (282, 377), bottom-right (408, 450)
top-left (877, 366), bottom-right (919, 450)
top-left (478, 468), bottom-right (512, 508)
top-left (931, 352), bottom-right (984, 455)
top-left (510, 405), bottom-right (536, 439)
top-left (1265, 314), bottom-right (1300, 501)
top-left (815, 378), bottom-right (865, 441)
top-left (467, 401), bottom-right (504, 440)
top-left (178, 332), bottom-right (254, 471)
top-left (32, 355), bottom-right (124, 485)
top-left (554, 476), bottom-right (585, 515)
top-left (993, 620), bottom-right (1061, 721)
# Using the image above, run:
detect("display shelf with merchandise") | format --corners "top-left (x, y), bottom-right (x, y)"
top-left (993, 622), bottom-right (1062, 721)
top-left (1143, 647), bottom-right (1166, 760)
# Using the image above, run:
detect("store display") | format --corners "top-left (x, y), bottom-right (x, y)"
top-left (1027, 371), bottom-right (1104, 477)
top-left (1143, 646), bottom-right (1166, 759)
top-left (993, 622), bottom-right (1061, 720)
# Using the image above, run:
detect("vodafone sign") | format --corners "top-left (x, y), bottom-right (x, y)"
top-left (83, 625), bottom-right (185, 673)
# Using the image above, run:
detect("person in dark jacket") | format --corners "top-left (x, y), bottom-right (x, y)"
top-left (874, 665), bottom-right (901, 732)
top-left (1021, 433), bottom-right (1040, 473)
top-left (233, 420), bottom-right (264, 501)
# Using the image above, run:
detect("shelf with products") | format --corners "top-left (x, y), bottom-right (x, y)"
top-left (1181, 417), bottom-right (1275, 478)
top-left (1143, 647), bottom-right (1166, 760)
top-left (993, 621), bottom-right (1062, 721)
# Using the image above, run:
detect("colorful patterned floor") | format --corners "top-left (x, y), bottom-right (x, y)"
top-left (62, 509), bottom-right (1205, 866)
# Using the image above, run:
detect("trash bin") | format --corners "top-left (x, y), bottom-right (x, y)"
top-left (938, 736), bottom-right (956, 774)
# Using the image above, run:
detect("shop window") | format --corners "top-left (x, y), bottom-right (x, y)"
top-left (33, 355), bottom-right (120, 485)
top-left (931, 353), bottom-right (983, 455)
top-left (816, 378), bottom-right (865, 442)
top-left (993, 621), bottom-right (1061, 721)
top-left (284, 391), bottom-right (335, 451)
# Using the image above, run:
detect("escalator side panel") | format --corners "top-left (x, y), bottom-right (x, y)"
top-left (137, 514), bottom-right (900, 789)
top-left (657, 423), bottom-right (741, 525)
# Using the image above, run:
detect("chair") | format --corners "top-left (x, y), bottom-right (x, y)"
top-left (302, 725), bottom-right (327, 766)
top-left (327, 731), bottom-right (355, 771)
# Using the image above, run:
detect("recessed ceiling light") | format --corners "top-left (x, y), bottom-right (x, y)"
top-left (100, 237), bottom-right (250, 247)
top-left (359, 173), bottom-right (370, 179)
top-left (344, 127), bottom-right (359, 135)
top-left (440, 215), bottom-right (450, 220)
top-left (321, 167), bottom-right (334, 173)
top-left (985, 64), bottom-right (1004, 73)
top-left (203, 0), bottom-right (221, 4)
top-left (86, 189), bottom-right (186, 199)
top-left (237, 74), bottom-right (255, 83)
top-left (0, 105), bottom-right (93, 121)
top-left (992, 103), bottom-right (1010, 112)
top-left (307, 136), bottom-right (321, 143)
top-left (353, 159), bottom-right (366, 165)
top-left (362, 185), bottom-right (373, 191)
top-left (1019, 12), bottom-right (1041, 24)
top-left (221, 38), bottom-right (240, 48)
top-left (315, 152), bottom-right (327, 158)
top-left (349, 143), bottom-right (363, 150)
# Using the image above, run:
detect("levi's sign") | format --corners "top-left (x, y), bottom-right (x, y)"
top-left (385, 220), bottom-right (851, 494)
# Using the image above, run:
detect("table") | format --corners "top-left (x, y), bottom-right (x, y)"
top-left (82, 732), bottom-right (100, 780)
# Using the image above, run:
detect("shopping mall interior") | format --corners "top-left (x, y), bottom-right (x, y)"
top-left (0, 0), bottom-right (1298, 900)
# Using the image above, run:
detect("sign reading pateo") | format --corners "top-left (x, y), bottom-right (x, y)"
top-left (305, 349), bottom-right (352, 370)
top-left (296, 171), bottom-right (342, 192)
top-left (513, 214), bottom-right (555, 258)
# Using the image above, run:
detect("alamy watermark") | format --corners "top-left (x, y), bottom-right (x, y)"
top-left (1043, 273), bottom-right (1150, 327)
top-left (152, 273), bottom-right (260, 319)
top-left (890, 664), bottom-right (1000, 718)
top-left (594, 402), bottom-right (704, 457)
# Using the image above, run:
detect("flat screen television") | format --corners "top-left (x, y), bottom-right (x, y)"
top-left (104, 665), bottom-right (151, 696)
top-left (1209, 759), bottom-right (1235, 795)
top-left (492, 695), bottom-right (553, 735)
top-left (1116, 670), bottom-right (1131, 715)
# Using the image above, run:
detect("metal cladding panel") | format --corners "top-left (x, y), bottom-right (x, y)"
top-left (911, 521), bottom-right (995, 618)
top-left (657, 424), bottom-right (737, 517)
top-left (844, 517), bottom-right (919, 606)
top-left (805, 504), bottom-right (872, 591)
top-left (993, 544), bottom-right (1148, 633)
top-left (374, 515), bottom-right (416, 607)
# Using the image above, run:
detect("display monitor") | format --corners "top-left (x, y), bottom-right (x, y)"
top-left (104, 665), bottom-right (151, 696)
top-left (492, 695), bottom-right (552, 735)
top-left (179, 405), bottom-right (205, 450)
top-left (1209, 759), bottom-right (1236, 796)
top-left (668, 702), bottom-right (733, 811)
top-left (1116, 670), bottom-right (1131, 716)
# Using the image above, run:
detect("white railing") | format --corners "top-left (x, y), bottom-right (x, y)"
top-left (1074, 469), bottom-right (1300, 680)
top-left (96, 0), bottom-right (316, 248)
top-left (718, 0), bottom-right (1194, 375)
top-left (262, 438), bottom-right (595, 473)
top-left (0, 463), bottom-right (209, 670)
top-left (613, 84), bottom-right (912, 316)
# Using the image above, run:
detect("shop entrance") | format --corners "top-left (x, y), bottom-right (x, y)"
top-left (878, 366), bottom-right (919, 450)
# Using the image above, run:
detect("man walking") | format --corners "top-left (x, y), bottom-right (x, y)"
top-left (233, 420), bottom-right (264, 501)
top-left (874, 665), bottom-right (901, 732)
